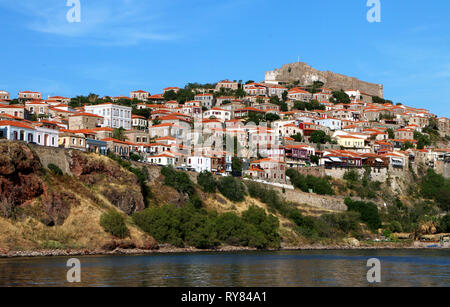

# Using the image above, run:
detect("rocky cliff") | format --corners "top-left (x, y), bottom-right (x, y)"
top-left (265, 62), bottom-right (384, 97)
top-left (0, 140), bottom-right (155, 252)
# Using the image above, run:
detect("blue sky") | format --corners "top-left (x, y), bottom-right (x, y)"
top-left (0, 0), bottom-right (449, 117)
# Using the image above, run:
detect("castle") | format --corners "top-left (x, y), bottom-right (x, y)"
top-left (265, 62), bottom-right (384, 98)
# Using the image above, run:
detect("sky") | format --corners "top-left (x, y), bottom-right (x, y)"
top-left (0, 0), bottom-right (449, 117)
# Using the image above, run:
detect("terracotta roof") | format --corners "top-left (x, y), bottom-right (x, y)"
top-left (0, 120), bottom-right (34, 129)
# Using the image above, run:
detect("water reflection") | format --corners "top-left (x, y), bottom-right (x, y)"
top-left (0, 250), bottom-right (449, 287)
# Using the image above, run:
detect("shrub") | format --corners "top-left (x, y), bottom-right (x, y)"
top-left (287, 169), bottom-right (333, 195)
top-left (242, 205), bottom-right (280, 248)
top-left (161, 166), bottom-right (196, 196)
top-left (218, 176), bottom-right (245, 202)
top-left (215, 212), bottom-right (249, 246)
top-left (100, 210), bottom-right (130, 239)
top-left (197, 171), bottom-right (217, 193)
top-left (48, 163), bottom-right (63, 176)
top-left (440, 214), bottom-right (450, 233)
top-left (320, 211), bottom-right (361, 234)
top-left (345, 198), bottom-right (381, 232)
top-left (130, 153), bottom-right (141, 161)
top-left (343, 170), bottom-right (360, 182)
top-left (132, 204), bottom-right (279, 249)
top-left (420, 169), bottom-right (450, 211)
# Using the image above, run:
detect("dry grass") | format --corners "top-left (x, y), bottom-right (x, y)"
top-left (0, 178), bottom-right (153, 252)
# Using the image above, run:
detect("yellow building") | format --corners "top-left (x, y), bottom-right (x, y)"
top-left (336, 135), bottom-right (369, 153)
top-left (58, 129), bottom-right (86, 150)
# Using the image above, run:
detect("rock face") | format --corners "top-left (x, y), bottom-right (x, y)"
top-left (265, 62), bottom-right (384, 98)
top-left (0, 141), bottom-right (45, 218)
top-left (0, 141), bottom-right (145, 224)
top-left (69, 151), bottom-right (145, 214)
top-left (41, 190), bottom-right (79, 226)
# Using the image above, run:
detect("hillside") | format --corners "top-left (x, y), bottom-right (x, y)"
top-left (0, 140), bottom-right (448, 255)
top-left (0, 140), bottom-right (156, 252)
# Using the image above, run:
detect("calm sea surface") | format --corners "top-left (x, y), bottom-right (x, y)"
top-left (0, 249), bottom-right (449, 287)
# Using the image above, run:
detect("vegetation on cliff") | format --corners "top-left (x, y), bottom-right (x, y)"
top-left (132, 204), bottom-right (280, 249)
top-left (286, 169), bottom-right (333, 195)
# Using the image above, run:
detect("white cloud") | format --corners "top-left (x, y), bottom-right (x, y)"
top-left (0, 0), bottom-right (178, 46)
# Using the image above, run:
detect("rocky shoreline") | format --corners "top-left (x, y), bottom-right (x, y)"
top-left (0, 242), bottom-right (438, 259)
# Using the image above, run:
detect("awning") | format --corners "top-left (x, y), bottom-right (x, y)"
top-left (329, 157), bottom-right (343, 162)
top-left (375, 158), bottom-right (383, 163)
top-left (323, 158), bottom-right (332, 163)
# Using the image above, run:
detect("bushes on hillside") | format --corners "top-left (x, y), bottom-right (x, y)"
top-left (286, 169), bottom-right (333, 195)
top-left (440, 214), bottom-right (450, 233)
top-left (345, 198), bottom-right (381, 232)
top-left (100, 210), bottom-right (130, 239)
top-left (420, 169), bottom-right (450, 211)
top-left (218, 176), bottom-right (245, 202)
top-left (343, 170), bottom-right (359, 183)
top-left (197, 171), bottom-right (217, 193)
top-left (161, 166), bottom-right (195, 196)
top-left (132, 204), bottom-right (280, 249)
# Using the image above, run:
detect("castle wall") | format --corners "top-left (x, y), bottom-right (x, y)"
top-left (265, 62), bottom-right (383, 98)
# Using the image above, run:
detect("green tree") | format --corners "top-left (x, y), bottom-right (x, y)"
top-left (113, 127), bottom-right (128, 141)
top-left (231, 157), bottom-right (243, 177)
top-left (100, 210), bottom-right (130, 239)
top-left (218, 176), bottom-right (245, 202)
top-left (265, 113), bottom-right (280, 122)
top-left (329, 90), bottom-right (350, 104)
top-left (163, 90), bottom-right (178, 101)
top-left (386, 128), bottom-right (395, 139)
top-left (345, 198), bottom-right (381, 232)
top-left (291, 132), bottom-right (303, 142)
top-left (310, 130), bottom-right (331, 145)
top-left (197, 171), bottom-right (217, 193)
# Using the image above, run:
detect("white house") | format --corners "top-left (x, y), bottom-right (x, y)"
top-left (148, 153), bottom-right (175, 166)
top-left (0, 120), bottom-right (35, 143)
top-left (315, 117), bottom-right (343, 131)
top-left (203, 107), bottom-right (231, 122)
top-left (187, 156), bottom-right (212, 173)
top-left (84, 103), bottom-right (132, 130)
top-left (34, 121), bottom-right (59, 147)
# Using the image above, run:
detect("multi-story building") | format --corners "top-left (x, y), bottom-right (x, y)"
top-left (203, 107), bottom-right (231, 122)
top-left (244, 158), bottom-right (286, 184)
top-left (163, 87), bottom-right (181, 94)
top-left (0, 105), bottom-right (26, 119)
top-left (25, 100), bottom-right (49, 117)
top-left (131, 115), bottom-right (148, 130)
top-left (194, 94), bottom-right (214, 109)
top-left (68, 112), bottom-right (104, 130)
top-left (19, 91), bottom-right (42, 101)
top-left (215, 80), bottom-right (239, 91)
top-left (394, 128), bottom-right (414, 140)
top-left (84, 103), bottom-right (132, 130)
top-left (130, 90), bottom-right (150, 101)
top-left (47, 96), bottom-right (70, 104)
top-left (186, 156), bottom-right (212, 173)
top-left (287, 88), bottom-right (312, 102)
top-left (0, 91), bottom-right (10, 100)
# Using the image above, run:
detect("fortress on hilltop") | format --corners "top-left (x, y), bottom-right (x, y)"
top-left (265, 62), bottom-right (384, 98)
